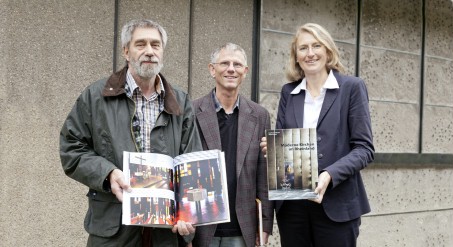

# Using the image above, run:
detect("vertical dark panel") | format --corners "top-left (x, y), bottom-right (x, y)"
top-left (419, 0), bottom-right (426, 153)
top-left (188, 0), bottom-right (194, 96)
top-left (355, 0), bottom-right (362, 77)
top-left (251, 0), bottom-right (261, 102)
top-left (113, 0), bottom-right (119, 72)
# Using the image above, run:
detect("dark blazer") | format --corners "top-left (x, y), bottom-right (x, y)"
top-left (275, 70), bottom-right (374, 222)
top-left (192, 91), bottom-right (273, 247)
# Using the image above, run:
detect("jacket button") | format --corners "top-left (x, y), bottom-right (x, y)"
top-left (318, 153), bottom-right (323, 159)
top-left (317, 137), bottom-right (321, 142)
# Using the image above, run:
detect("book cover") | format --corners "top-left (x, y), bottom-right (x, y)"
top-left (266, 128), bottom-right (319, 200)
top-left (121, 150), bottom-right (230, 227)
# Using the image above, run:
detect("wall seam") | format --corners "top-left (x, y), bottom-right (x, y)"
top-left (187, 0), bottom-right (194, 96)
top-left (355, 0), bottom-right (362, 77)
top-left (251, 0), bottom-right (261, 102)
top-left (419, 0), bottom-right (426, 153)
top-left (113, 0), bottom-right (119, 72)
top-left (364, 207), bottom-right (453, 218)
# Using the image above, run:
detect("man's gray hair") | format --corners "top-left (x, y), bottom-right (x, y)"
top-left (210, 43), bottom-right (247, 65)
top-left (121, 19), bottom-right (168, 49)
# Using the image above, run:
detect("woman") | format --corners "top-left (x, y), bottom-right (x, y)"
top-left (262, 23), bottom-right (374, 247)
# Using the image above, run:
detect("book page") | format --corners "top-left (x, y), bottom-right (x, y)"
top-left (172, 150), bottom-right (230, 226)
top-left (122, 151), bottom-right (176, 228)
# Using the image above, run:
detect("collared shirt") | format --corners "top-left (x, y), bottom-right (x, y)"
top-left (125, 69), bottom-right (165, 152)
top-left (290, 70), bottom-right (339, 128)
top-left (211, 89), bottom-right (240, 114)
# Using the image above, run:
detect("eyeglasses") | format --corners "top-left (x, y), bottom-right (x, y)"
top-left (211, 61), bottom-right (245, 70)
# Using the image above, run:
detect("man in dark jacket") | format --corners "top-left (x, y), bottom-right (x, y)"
top-left (59, 19), bottom-right (201, 247)
top-left (191, 43), bottom-right (273, 247)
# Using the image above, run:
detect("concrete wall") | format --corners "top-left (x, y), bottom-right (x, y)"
top-left (0, 1), bottom-right (253, 246)
top-left (1, 1), bottom-right (115, 246)
top-left (0, 0), bottom-right (452, 246)
top-left (259, 0), bottom-right (453, 246)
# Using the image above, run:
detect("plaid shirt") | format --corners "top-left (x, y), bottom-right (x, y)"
top-left (212, 89), bottom-right (240, 113)
top-left (125, 70), bottom-right (165, 152)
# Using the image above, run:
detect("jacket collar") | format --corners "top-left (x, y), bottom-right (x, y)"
top-left (102, 66), bottom-right (181, 116)
top-left (290, 69), bottom-right (339, 95)
top-left (196, 91), bottom-right (258, 179)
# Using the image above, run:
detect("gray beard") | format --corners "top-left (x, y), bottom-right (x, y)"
top-left (130, 60), bottom-right (163, 79)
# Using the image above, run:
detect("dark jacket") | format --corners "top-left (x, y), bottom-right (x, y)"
top-left (59, 66), bottom-right (202, 238)
top-left (192, 92), bottom-right (274, 247)
top-left (275, 70), bottom-right (374, 222)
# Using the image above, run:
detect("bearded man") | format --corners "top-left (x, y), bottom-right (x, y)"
top-left (59, 19), bottom-right (202, 247)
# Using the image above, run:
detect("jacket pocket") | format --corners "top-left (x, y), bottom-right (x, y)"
top-left (84, 192), bottom-right (121, 237)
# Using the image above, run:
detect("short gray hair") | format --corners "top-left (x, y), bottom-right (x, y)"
top-left (121, 19), bottom-right (168, 49)
top-left (210, 43), bottom-right (247, 65)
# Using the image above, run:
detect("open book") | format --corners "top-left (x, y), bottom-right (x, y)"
top-left (122, 150), bottom-right (230, 228)
top-left (266, 128), bottom-right (319, 200)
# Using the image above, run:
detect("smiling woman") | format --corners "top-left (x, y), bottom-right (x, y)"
top-left (265, 22), bottom-right (375, 247)
top-left (287, 23), bottom-right (345, 83)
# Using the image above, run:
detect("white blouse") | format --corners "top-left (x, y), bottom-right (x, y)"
top-left (290, 70), bottom-right (339, 128)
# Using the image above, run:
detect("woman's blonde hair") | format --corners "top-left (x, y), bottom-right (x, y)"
top-left (285, 23), bottom-right (345, 81)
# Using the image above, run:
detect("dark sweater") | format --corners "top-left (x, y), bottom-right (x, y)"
top-left (214, 108), bottom-right (241, 237)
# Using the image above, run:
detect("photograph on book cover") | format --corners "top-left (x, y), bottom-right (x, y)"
top-left (122, 150), bottom-right (230, 227)
top-left (266, 128), bottom-right (319, 200)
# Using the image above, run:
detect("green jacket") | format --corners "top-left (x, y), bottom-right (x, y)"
top-left (59, 66), bottom-right (202, 238)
